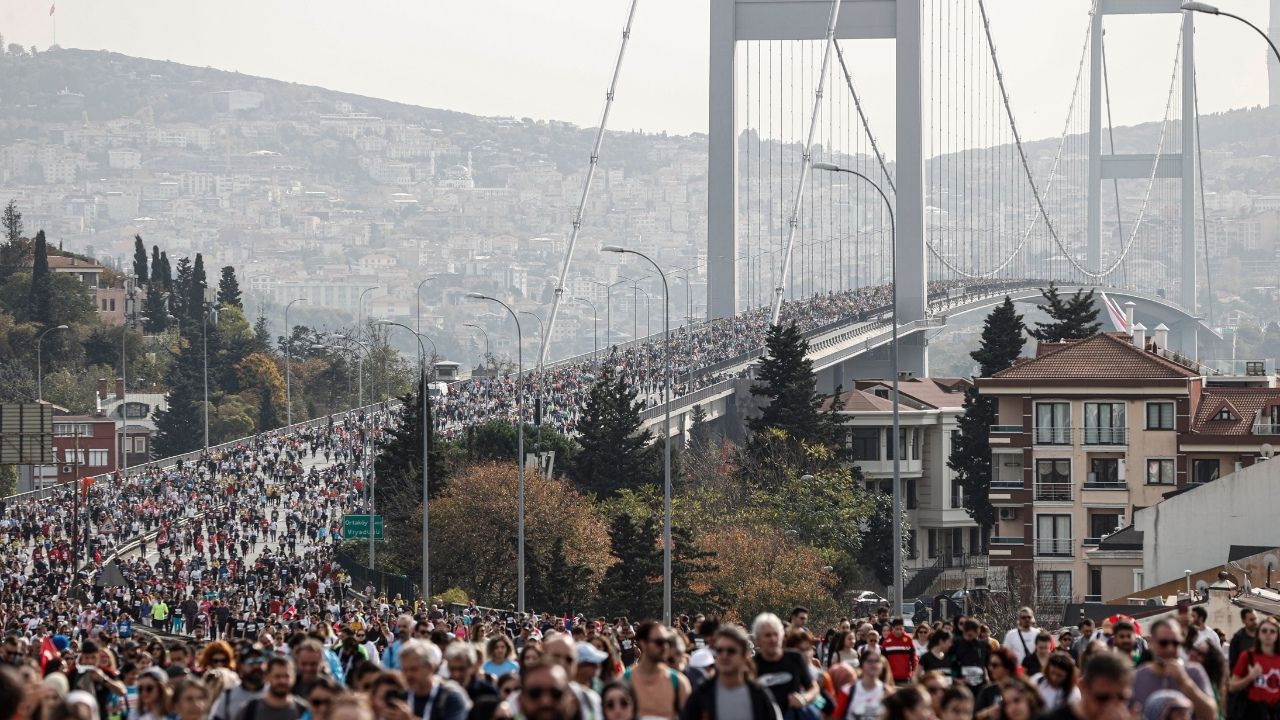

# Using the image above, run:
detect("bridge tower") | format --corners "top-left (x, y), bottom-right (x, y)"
top-left (1271, 0), bottom-right (1280, 107)
top-left (708, 0), bottom-right (929, 374)
top-left (1087, 1), bottom-right (1197, 323)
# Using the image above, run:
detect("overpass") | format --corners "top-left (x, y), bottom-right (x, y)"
top-left (636, 281), bottom-right (1213, 440)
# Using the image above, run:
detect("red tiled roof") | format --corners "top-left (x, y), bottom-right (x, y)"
top-left (1190, 388), bottom-right (1280, 436)
top-left (47, 255), bottom-right (105, 270)
top-left (822, 387), bottom-right (911, 412)
top-left (990, 333), bottom-right (1200, 380)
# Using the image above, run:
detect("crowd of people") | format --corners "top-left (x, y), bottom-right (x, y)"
top-left (433, 279), bottom-right (1030, 438)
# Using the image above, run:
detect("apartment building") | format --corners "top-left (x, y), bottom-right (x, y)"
top-left (829, 378), bottom-right (985, 583)
top-left (978, 328), bottom-right (1280, 608)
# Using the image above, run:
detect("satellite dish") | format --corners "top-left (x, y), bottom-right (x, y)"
top-left (1196, 580), bottom-right (1210, 595)
top-left (1262, 444), bottom-right (1275, 459)
top-left (1265, 554), bottom-right (1279, 571)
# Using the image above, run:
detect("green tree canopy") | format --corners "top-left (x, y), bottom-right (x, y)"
top-left (566, 367), bottom-right (657, 498)
top-left (132, 235), bottom-right (148, 281)
top-left (217, 265), bottom-right (242, 309)
top-left (748, 321), bottom-right (835, 446)
top-left (1030, 283), bottom-right (1102, 343)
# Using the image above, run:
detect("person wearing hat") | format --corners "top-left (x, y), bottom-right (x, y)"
top-left (575, 641), bottom-right (610, 693)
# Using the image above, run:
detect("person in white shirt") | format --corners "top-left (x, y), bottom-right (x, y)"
top-left (1002, 607), bottom-right (1040, 665)
top-left (1031, 653), bottom-right (1081, 711)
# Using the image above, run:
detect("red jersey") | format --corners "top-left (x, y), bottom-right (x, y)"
top-left (1234, 650), bottom-right (1280, 706)
top-left (882, 631), bottom-right (918, 682)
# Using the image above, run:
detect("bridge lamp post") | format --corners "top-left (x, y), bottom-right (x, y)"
top-left (415, 276), bottom-right (439, 336)
top-left (284, 297), bottom-right (308, 429)
top-left (466, 292), bottom-right (526, 614)
top-left (1181, 3), bottom-right (1280, 62)
top-left (36, 324), bottom-right (69, 401)
top-left (591, 279), bottom-right (629, 352)
top-left (572, 297), bottom-right (599, 363)
top-left (336, 334), bottom-right (371, 407)
top-left (812, 161), bottom-right (904, 618)
top-left (602, 244), bottom-right (674, 625)
top-left (376, 320), bottom-right (431, 605)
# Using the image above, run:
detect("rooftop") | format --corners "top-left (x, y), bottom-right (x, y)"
top-left (986, 333), bottom-right (1200, 381)
top-left (1190, 387), bottom-right (1280, 436)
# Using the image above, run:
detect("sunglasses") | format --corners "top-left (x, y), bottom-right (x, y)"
top-left (925, 685), bottom-right (944, 694)
top-left (648, 637), bottom-right (671, 646)
top-left (523, 686), bottom-right (565, 702)
top-left (1156, 638), bottom-right (1181, 648)
top-left (714, 646), bottom-right (740, 656)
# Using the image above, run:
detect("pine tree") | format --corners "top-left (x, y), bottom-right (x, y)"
top-left (1030, 284), bottom-right (1102, 342)
top-left (373, 375), bottom-right (451, 529)
top-left (566, 367), bottom-right (657, 498)
top-left (142, 285), bottom-right (169, 334)
top-left (859, 491), bottom-right (911, 588)
top-left (971, 297), bottom-right (1027, 377)
top-left (250, 313), bottom-right (271, 354)
top-left (948, 300), bottom-right (1027, 540)
top-left (0, 200), bottom-right (30, 284)
top-left (132, 235), bottom-right (148, 281)
top-left (592, 512), bottom-right (662, 619)
top-left (187, 253), bottom-right (208, 326)
top-left (172, 256), bottom-right (192, 329)
top-left (153, 340), bottom-right (205, 456)
top-left (527, 537), bottom-right (595, 613)
top-left (1, 200), bottom-right (19, 244)
top-left (670, 523), bottom-right (725, 616)
top-left (748, 321), bottom-right (836, 446)
top-left (27, 230), bottom-right (50, 325)
top-left (217, 266), bottom-right (242, 308)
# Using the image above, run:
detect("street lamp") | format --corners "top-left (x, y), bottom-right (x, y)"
top-left (284, 298), bottom-right (308, 429)
top-left (1181, 3), bottom-right (1280, 62)
top-left (573, 297), bottom-right (599, 362)
top-left (335, 334), bottom-right (371, 407)
top-left (812, 160), bottom-right (903, 616)
top-left (415, 276), bottom-right (438, 336)
top-left (377, 319), bottom-right (431, 604)
top-left (466, 292), bottom-right (526, 612)
top-left (591, 279), bottom-right (628, 349)
top-left (202, 303), bottom-right (219, 453)
top-left (357, 286), bottom-right (380, 332)
top-left (636, 287), bottom-right (653, 340)
top-left (35, 324), bottom-right (69, 401)
top-left (601, 244), bottom-right (674, 624)
top-left (464, 323), bottom-right (490, 370)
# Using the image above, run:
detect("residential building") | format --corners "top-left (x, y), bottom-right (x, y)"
top-left (50, 413), bottom-right (118, 484)
top-left (95, 377), bottom-right (165, 468)
top-left (828, 377), bottom-right (989, 596)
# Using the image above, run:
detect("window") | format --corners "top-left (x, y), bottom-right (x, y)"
top-left (887, 429), bottom-right (910, 460)
top-left (1215, 407), bottom-right (1236, 421)
top-left (88, 449), bottom-right (109, 467)
top-left (1192, 459), bottom-right (1219, 484)
top-left (849, 428), bottom-right (879, 462)
top-left (1037, 570), bottom-right (1073, 601)
top-left (928, 529), bottom-right (938, 559)
top-left (109, 299), bottom-right (116, 311)
top-left (950, 479), bottom-right (964, 509)
top-left (54, 423), bottom-right (91, 437)
top-left (1146, 402), bottom-right (1175, 430)
top-left (1089, 567), bottom-right (1102, 598)
top-left (969, 527), bottom-right (981, 554)
top-left (1090, 512), bottom-right (1123, 540)
top-left (132, 436), bottom-right (147, 454)
top-left (951, 528), bottom-right (964, 557)
top-left (1134, 570), bottom-right (1146, 592)
top-left (124, 402), bottom-right (149, 419)
top-left (1035, 514), bottom-right (1072, 556)
top-left (1035, 459), bottom-right (1071, 501)
top-left (1146, 458), bottom-right (1175, 485)
top-left (1089, 458), bottom-right (1121, 485)
top-left (1035, 402), bottom-right (1071, 444)
top-left (1084, 402), bottom-right (1126, 444)
top-left (906, 479), bottom-right (918, 510)
top-left (62, 449), bottom-right (85, 464)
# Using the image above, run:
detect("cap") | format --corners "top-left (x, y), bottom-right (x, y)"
top-left (688, 647), bottom-right (715, 669)
top-left (1142, 690), bottom-right (1191, 720)
top-left (576, 642), bottom-right (609, 666)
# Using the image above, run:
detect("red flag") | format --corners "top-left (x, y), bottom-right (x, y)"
top-left (39, 636), bottom-right (57, 672)
top-left (49, 4), bottom-right (55, 16)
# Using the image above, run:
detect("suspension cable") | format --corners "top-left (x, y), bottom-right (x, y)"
top-left (1193, 67), bottom-right (1214, 326)
top-left (540, 0), bottom-right (640, 366)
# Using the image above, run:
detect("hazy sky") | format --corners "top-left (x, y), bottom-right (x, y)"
top-left (0, 0), bottom-right (1272, 146)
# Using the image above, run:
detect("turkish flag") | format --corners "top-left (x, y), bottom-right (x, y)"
top-left (38, 636), bottom-right (57, 672)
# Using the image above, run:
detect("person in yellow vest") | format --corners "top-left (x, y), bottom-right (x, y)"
top-left (151, 597), bottom-right (170, 633)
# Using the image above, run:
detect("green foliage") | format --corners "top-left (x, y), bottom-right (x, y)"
top-left (1030, 283), bottom-right (1102, 342)
top-left (132, 236), bottom-right (148, 281)
top-left (859, 490), bottom-right (911, 589)
top-left (567, 366), bottom-right (657, 498)
top-left (373, 376), bottom-right (454, 531)
top-left (217, 266), bottom-right (242, 309)
top-left (971, 297), bottom-right (1027, 377)
top-left (142, 283), bottom-right (169, 333)
top-left (527, 537), bottom-right (596, 613)
top-left (592, 512), bottom-right (662, 619)
top-left (949, 386), bottom-right (997, 534)
top-left (0, 200), bottom-right (30, 284)
top-left (0, 464), bottom-right (16, 498)
top-left (171, 256), bottom-right (192, 330)
top-left (153, 338), bottom-right (205, 456)
top-left (748, 321), bottom-right (835, 446)
top-left (751, 464), bottom-right (872, 583)
top-left (82, 324), bottom-right (144, 370)
top-left (27, 230), bottom-right (49, 324)
top-left (462, 420), bottom-right (577, 465)
top-left (434, 587), bottom-right (469, 606)
top-left (208, 394), bottom-right (257, 444)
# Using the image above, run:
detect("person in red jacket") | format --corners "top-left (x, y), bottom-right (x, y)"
top-left (881, 616), bottom-right (918, 684)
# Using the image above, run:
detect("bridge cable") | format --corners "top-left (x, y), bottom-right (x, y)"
top-left (1101, 32), bottom-right (1129, 289)
top-left (1193, 67), bottom-right (1215, 327)
top-left (979, 0), bottom-right (1182, 281)
top-left (539, 0), bottom-right (640, 367)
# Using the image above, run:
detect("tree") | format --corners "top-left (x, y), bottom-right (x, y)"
top-left (171, 256), bottom-right (192, 327)
top-left (217, 266), bottom-right (242, 309)
top-left (373, 375), bottom-right (453, 530)
top-left (2, 201), bottom-right (20, 244)
top-left (0, 200), bottom-right (30, 284)
top-left (859, 490), bottom-right (911, 589)
top-left (971, 297), bottom-right (1027, 377)
top-left (566, 367), bottom-right (657, 498)
top-left (235, 353), bottom-right (287, 433)
top-left (697, 522), bottom-right (839, 623)
top-left (410, 462), bottom-right (610, 606)
top-left (250, 313), bottom-right (271, 354)
top-left (1030, 283), bottom-right (1102, 342)
top-left (185, 253), bottom-right (208, 327)
top-left (131, 236), bottom-right (148, 281)
top-left (142, 283), bottom-right (169, 334)
top-left (149, 246), bottom-right (162, 288)
top-left (748, 321), bottom-right (837, 447)
top-left (949, 300), bottom-right (1029, 539)
top-left (27, 230), bottom-right (49, 325)
top-left (593, 511), bottom-right (662, 619)
top-left (153, 339), bottom-right (205, 456)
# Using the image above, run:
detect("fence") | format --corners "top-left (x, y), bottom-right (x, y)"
top-left (336, 545), bottom-right (418, 600)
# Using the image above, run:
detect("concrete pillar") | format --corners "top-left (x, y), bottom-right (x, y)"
top-left (707, 0), bottom-right (739, 319)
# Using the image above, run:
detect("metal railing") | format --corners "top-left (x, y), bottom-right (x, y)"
top-left (1082, 427), bottom-right (1128, 445)
top-left (1253, 424), bottom-right (1280, 435)
top-left (990, 536), bottom-right (1023, 546)
top-left (1034, 481), bottom-right (1072, 502)
top-left (1032, 427), bottom-right (1072, 445)
top-left (990, 425), bottom-right (1022, 433)
top-left (1083, 537), bottom-right (1102, 547)
top-left (639, 379), bottom-right (738, 422)
top-left (1035, 538), bottom-right (1074, 556)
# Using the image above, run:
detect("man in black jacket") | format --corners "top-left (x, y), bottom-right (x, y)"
top-left (947, 620), bottom-right (991, 690)
top-left (680, 626), bottom-right (781, 720)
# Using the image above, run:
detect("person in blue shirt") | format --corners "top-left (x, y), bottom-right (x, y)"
top-left (482, 634), bottom-right (519, 678)
top-left (380, 614), bottom-right (416, 670)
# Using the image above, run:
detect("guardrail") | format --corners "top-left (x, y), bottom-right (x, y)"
top-left (1035, 538), bottom-right (1073, 557)
top-left (639, 380), bottom-right (738, 422)
top-left (990, 536), bottom-right (1023, 546)
top-left (1034, 481), bottom-right (1072, 502)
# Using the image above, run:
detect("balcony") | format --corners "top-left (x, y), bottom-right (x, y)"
top-left (1032, 426), bottom-right (1071, 445)
top-left (990, 425), bottom-right (1022, 434)
top-left (1034, 481), bottom-right (1072, 502)
top-left (1082, 427), bottom-right (1128, 446)
top-left (1035, 537), bottom-right (1074, 556)
top-left (990, 536), bottom-right (1023, 546)
top-left (991, 479), bottom-right (1024, 490)
top-left (1254, 424), bottom-right (1280, 436)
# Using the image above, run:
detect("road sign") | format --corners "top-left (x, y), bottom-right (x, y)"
top-left (0, 403), bottom-right (53, 465)
top-left (343, 514), bottom-right (384, 540)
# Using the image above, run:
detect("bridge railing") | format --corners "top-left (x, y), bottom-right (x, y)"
top-left (6, 399), bottom-right (401, 503)
top-left (639, 379), bottom-right (738, 422)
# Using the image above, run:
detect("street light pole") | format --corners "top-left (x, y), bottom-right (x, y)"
top-left (35, 325), bottom-right (69, 401)
top-left (467, 293), bottom-right (525, 612)
top-left (415, 276), bottom-right (438, 336)
top-left (1181, 3), bottom-right (1280, 62)
top-left (464, 323), bottom-right (490, 365)
top-left (284, 298), bottom-right (308, 429)
top-left (812, 161), bottom-right (902, 616)
top-left (574, 297), bottom-right (599, 363)
top-left (602, 245), bottom-right (673, 624)
top-left (202, 303), bottom-right (219, 453)
top-left (377, 320), bottom-right (430, 603)
top-left (356, 286), bottom-right (379, 333)
top-left (336, 335), bottom-right (371, 407)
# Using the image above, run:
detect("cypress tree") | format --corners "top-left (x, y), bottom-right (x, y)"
top-left (172, 256), bottom-right (192, 328)
top-left (0, 200), bottom-right (30, 284)
top-left (187, 253), bottom-right (207, 325)
top-left (373, 375), bottom-right (450, 529)
top-left (217, 266), bottom-right (242, 309)
top-left (142, 284), bottom-right (169, 334)
top-left (1030, 283), bottom-right (1102, 342)
top-left (132, 235), bottom-right (148, 281)
top-left (27, 230), bottom-right (50, 324)
top-left (149, 246), bottom-right (162, 287)
top-left (158, 251), bottom-right (172, 292)
top-left (153, 340), bottom-right (204, 456)
top-left (948, 299), bottom-right (1028, 541)
top-left (566, 367), bottom-right (657, 498)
